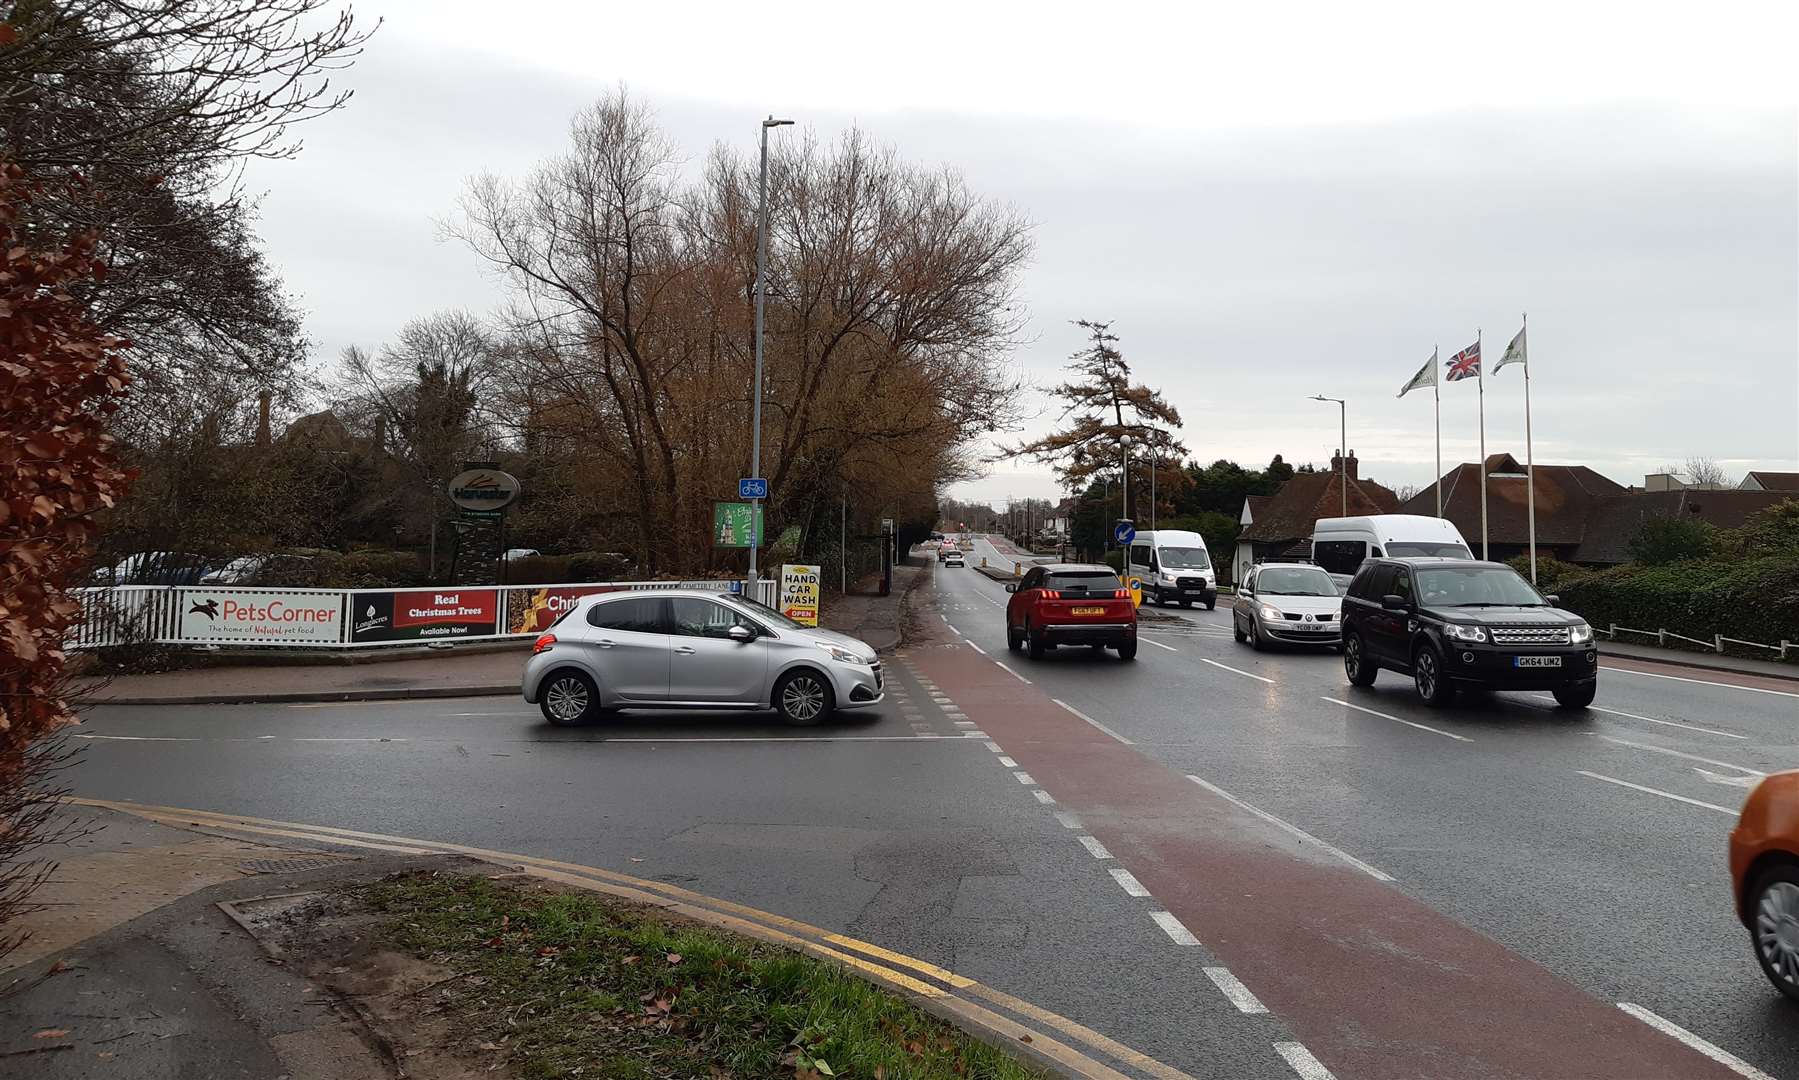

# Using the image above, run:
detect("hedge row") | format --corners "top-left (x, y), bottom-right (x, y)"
top-left (1552, 556), bottom-right (1799, 652)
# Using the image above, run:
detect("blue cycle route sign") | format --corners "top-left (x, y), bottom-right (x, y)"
top-left (1113, 521), bottom-right (1136, 545)
top-left (739, 477), bottom-right (769, 500)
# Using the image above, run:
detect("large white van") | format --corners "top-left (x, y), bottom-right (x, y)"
top-left (1309, 515), bottom-right (1472, 577)
top-left (1126, 529), bottom-right (1216, 609)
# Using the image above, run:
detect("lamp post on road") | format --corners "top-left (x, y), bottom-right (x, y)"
top-left (1311, 395), bottom-right (1347, 517)
top-left (748, 115), bottom-right (794, 587)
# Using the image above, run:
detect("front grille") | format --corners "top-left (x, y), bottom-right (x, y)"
top-left (1490, 625), bottom-right (1570, 646)
top-left (1177, 576), bottom-right (1207, 590)
top-left (1282, 613), bottom-right (1332, 622)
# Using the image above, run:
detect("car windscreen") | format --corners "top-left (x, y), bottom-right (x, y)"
top-left (1157, 546), bottom-right (1210, 569)
top-left (1387, 541), bottom-right (1472, 559)
top-left (1415, 566), bottom-right (1546, 607)
top-left (1253, 567), bottom-right (1337, 596)
top-left (720, 592), bottom-right (804, 629)
top-left (1044, 571), bottom-right (1119, 592)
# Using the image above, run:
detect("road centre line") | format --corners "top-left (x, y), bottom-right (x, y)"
top-left (1581, 704), bottom-right (1748, 740)
top-left (1321, 697), bottom-right (1472, 743)
top-left (1077, 835), bottom-right (1113, 859)
top-left (1186, 774), bottom-right (1395, 883)
top-left (1593, 733), bottom-right (1765, 775)
top-left (1200, 658), bottom-right (1275, 684)
top-left (1201, 967), bottom-right (1269, 1014)
top-left (1615, 1003), bottom-right (1775, 1080)
top-left (1604, 665), bottom-right (1799, 699)
top-left (1272, 1042), bottom-right (1339, 1080)
top-left (993, 661), bottom-right (1032, 684)
top-left (1149, 911), bottom-right (1201, 946)
top-left (1051, 699), bottom-right (1135, 744)
top-left (1141, 638), bottom-right (1181, 652)
top-left (1576, 771), bottom-right (1739, 816)
top-left (1108, 868), bottom-right (1151, 897)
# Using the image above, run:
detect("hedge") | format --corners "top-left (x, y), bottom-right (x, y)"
top-left (1554, 556), bottom-right (1799, 652)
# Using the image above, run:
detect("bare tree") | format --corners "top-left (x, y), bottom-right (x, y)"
top-left (1683, 456), bottom-right (1734, 489)
top-left (1394, 483), bottom-right (1421, 502)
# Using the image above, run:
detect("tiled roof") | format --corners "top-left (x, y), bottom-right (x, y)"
top-left (1743, 471), bottom-right (1799, 492)
top-left (1398, 454), bottom-right (1626, 547)
top-left (1237, 471), bottom-right (1401, 544)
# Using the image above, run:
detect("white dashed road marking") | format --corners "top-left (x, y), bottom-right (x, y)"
top-left (1053, 811), bottom-right (1081, 829)
top-left (1187, 774), bottom-right (1395, 883)
top-left (1141, 637), bottom-right (1181, 652)
top-left (1032, 790), bottom-right (1056, 805)
top-left (1273, 1042), bottom-right (1338, 1080)
top-left (1108, 868), bottom-right (1150, 897)
top-left (1052, 699), bottom-right (1134, 745)
top-left (1077, 835), bottom-right (1112, 858)
top-left (1200, 658), bottom-right (1275, 684)
top-left (994, 661), bottom-right (1032, 684)
top-left (1202, 967), bottom-right (1269, 1014)
top-left (1013, 771), bottom-right (1036, 785)
top-left (1576, 771), bottom-right (1738, 816)
top-left (1581, 704), bottom-right (1746, 739)
top-left (1149, 911), bottom-right (1200, 946)
top-left (1321, 696), bottom-right (1472, 742)
top-left (997, 756), bottom-right (1017, 767)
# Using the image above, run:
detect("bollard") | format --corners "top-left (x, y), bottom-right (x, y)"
top-left (1715, 633), bottom-right (1725, 654)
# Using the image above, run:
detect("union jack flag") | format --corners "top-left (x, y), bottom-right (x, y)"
top-left (1445, 341), bottom-right (1482, 382)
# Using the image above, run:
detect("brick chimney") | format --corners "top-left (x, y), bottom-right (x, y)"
top-left (1345, 449), bottom-right (1359, 480)
top-left (256, 390), bottom-right (272, 449)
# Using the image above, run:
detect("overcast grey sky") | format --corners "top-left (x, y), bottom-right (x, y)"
top-left (249, 0), bottom-right (1799, 505)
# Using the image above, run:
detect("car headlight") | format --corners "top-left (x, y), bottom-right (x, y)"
top-left (819, 642), bottom-right (870, 665)
top-left (1444, 623), bottom-right (1487, 643)
top-left (1258, 603), bottom-right (1283, 621)
top-left (1570, 623), bottom-right (1593, 643)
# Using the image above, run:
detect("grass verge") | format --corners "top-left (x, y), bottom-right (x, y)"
top-left (361, 872), bottom-right (1045, 1080)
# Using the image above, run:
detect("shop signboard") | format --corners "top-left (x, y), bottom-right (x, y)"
top-left (349, 589), bottom-right (499, 643)
top-left (779, 564), bottom-right (821, 627)
top-left (178, 589), bottom-right (343, 644)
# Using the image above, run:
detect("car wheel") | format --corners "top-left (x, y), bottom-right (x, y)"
top-left (1116, 641), bottom-right (1138, 661)
top-left (1026, 620), bottom-right (1047, 660)
top-left (1552, 681), bottom-right (1597, 709)
top-left (1205, 600), bottom-right (1216, 611)
top-left (1344, 634), bottom-right (1377, 686)
top-left (539, 669), bottom-right (600, 727)
top-left (1248, 620), bottom-right (1266, 651)
top-left (1233, 616), bottom-right (1248, 644)
top-left (1007, 623), bottom-right (1023, 652)
top-left (1413, 645), bottom-right (1455, 706)
top-left (775, 669), bottom-right (834, 726)
top-left (1751, 864), bottom-right (1799, 1002)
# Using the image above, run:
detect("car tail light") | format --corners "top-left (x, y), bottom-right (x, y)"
top-left (1041, 590), bottom-right (1061, 599)
top-left (533, 633), bottom-right (557, 654)
top-left (1113, 589), bottom-right (1130, 598)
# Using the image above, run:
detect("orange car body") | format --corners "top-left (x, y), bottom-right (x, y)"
top-left (1730, 770), bottom-right (1799, 922)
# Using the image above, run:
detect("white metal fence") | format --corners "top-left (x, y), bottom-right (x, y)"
top-left (1602, 623), bottom-right (1794, 662)
top-left (71, 578), bottom-right (782, 651)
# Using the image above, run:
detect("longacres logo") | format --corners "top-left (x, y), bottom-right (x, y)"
top-left (354, 604), bottom-right (389, 634)
top-left (189, 599), bottom-right (220, 620)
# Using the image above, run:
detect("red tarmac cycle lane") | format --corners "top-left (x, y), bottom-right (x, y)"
top-left (909, 635), bottom-right (1741, 1080)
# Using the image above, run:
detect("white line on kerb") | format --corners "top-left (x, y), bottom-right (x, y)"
top-left (1582, 704), bottom-right (1747, 740)
top-left (1202, 967), bottom-right (1269, 1014)
top-left (1108, 868), bottom-right (1151, 897)
top-left (1186, 774), bottom-right (1395, 883)
top-left (1013, 771), bottom-right (1036, 785)
top-left (1141, 638), bottom-right (1180, 652)
top-left (1321, 696), bottom-right (1472, 743)
top-left (1616, 1003), bottom-right (1775, 1080)
top-left (1576, 771), bottom-right (1739, 816)
top-left (1032, 789), bottom-right (1056, 805)
top-left (993, 661), bottom-right (1032, 685)
top-left (1077, 835), bottom-right (1112, 859)
top-left (997, 756), bottom-right (1017, 767)
top-left (1149, 911), bottom-right (1200, 946)
top-left (965, 640), bottom-right (987, 655)
top-left (1273, 1042), bottom-right (1338, 1080)
top-left (1053, 810), bottom-right (1081, 829)
top-left (1052, 699), bottom-right (1134, 744)
top-left (1200, 658), bottom-right (1274, 684)
top-left (1605, 665), bottom-right (1799, 699)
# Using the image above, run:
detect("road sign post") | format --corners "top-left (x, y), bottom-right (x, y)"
top-left (1113, 520), bottom-right (1136, 546)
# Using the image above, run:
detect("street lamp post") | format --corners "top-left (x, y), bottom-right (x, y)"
top-left (748, 115), bottom-right (794, 588)
top-left (1311, 395), bottom-right (1347, 517)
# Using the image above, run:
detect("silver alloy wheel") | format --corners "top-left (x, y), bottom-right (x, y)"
top-left (545, 676), bottom-right (590, 722)
top-left (1757, 880), bottom-right (1799, 987)
top-left (781, 675), bottom-right (826, 722)
top-left (1345, 636), bottom-right (1361, 676)
top-left (1416, 649), bottom-right (1439, 699)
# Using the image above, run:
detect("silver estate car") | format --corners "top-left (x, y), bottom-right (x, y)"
top-left (1232, 562), bottom-right (1344, 651)
top-left (522, 589), bottom-right (883, 726)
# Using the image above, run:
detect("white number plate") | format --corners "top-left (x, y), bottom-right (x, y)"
top-left (1514, 655), bottom-right (1562, 668)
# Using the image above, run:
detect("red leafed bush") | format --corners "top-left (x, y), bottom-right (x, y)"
top-left (0, 159), bottom-right (134, 958)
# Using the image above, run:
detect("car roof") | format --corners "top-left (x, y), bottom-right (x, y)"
top-left (1376, 557), bottom-right (1511, 569)
top-left (588, 588), bottom-right (750, 602)
top-left (1035, 563), bottom-right (1116, 573)
top-left (1253, 561), bottom-right (1327, 569)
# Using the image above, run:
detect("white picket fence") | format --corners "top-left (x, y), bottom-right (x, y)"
top-left (1603, 623), bottom-right (1794, 662)
top-left (70, 578), bottom-right (781, 651)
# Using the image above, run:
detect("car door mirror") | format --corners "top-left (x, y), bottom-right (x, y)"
top-left (1544, 594), bottom-right (1559, 606)
top-left (727, 624), bottom-right (755, 642)
top-left (1004, 583), bottom-right (1017, 593)
top-left (1381, 594), bottom-right (1408, 611)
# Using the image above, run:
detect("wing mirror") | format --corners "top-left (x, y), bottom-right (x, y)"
top-left (1544, 594), bottom-right (1560, 606)
top-left (1004, 583), bottom-right (1017, 593)
top-left (1380, 594), bottom-right (1408, 611)
top-left (727, 624), bottom-right (756, 642)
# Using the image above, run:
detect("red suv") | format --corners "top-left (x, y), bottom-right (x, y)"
top-left (1005, 563), bottom-right (1137, 661)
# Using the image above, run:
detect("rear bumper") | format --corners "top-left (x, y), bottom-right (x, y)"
top-left (1444, 644), bottom-right (1600, 688)
top-left (1041, 622), bottom-right (1136, 646)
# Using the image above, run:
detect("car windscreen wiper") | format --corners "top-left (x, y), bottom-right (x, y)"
top-left (1450, 602), bottom-right (1513, 607)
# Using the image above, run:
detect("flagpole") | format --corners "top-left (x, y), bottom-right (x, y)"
top-left (1433, 344), bottom-right (1442, 518)
top-left (1477, 327), bottom-right (1487, 561)
top-left (1523, 313), bottom-right (1535, 584)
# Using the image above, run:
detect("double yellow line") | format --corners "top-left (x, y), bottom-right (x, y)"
top-left (70, 797), bottom-right (1193, 1080)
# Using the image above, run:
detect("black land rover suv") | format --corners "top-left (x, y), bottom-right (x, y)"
top-left (1339, 557), bottom-right (1598, 707)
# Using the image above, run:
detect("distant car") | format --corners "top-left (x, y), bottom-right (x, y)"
top-left (1005, 563), bottom-right (1137, 661)
top-left (937, 544), bottom-right (958, 563)
top-left (1233, 563), bottom-right (1341, 650)
top-left (1338, 557), bottom-right (1597, 707)
top-left (1731, 771), bottom-right (1799, 1001)
top-left (199, 553), bottom-right (320, 586)
top-left (505, 548), bottom-right (542, 561)
top-left (523, 590), bottom-right (883, 727)
top-left (943, 549), bottom-right (965, 567)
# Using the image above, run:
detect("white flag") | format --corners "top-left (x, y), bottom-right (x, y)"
top-left (1397, 349), bottom-right (1438, 398)
top-left (1495, 324), bottom-right (1527, 372)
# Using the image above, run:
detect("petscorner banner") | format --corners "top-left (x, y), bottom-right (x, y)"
top-left (178, 589), bottom-right (344, 644)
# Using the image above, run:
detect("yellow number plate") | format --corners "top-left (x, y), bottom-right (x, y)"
top-left (1070, 606), bottom-right (1105, 615)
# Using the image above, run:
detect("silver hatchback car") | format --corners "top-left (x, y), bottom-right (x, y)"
top-left (522, 590), bottom-right (883, 726)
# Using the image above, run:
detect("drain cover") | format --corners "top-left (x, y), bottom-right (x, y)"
top-left (240, 856), bottom-right (352, 875)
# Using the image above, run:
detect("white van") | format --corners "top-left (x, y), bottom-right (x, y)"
top-left (1309, 515), bottom-right (1473, 578)
top-left (1126, 529), bottom-right (1216, 609)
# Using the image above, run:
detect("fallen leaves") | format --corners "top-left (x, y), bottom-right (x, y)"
top-left (665, 952), bottom-right (683, 965)
top-left (32, 1028), bottom-right (69, 1039)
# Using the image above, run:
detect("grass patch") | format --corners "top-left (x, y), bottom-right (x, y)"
top-left (360, 872), bottom-right (1045, 1080)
